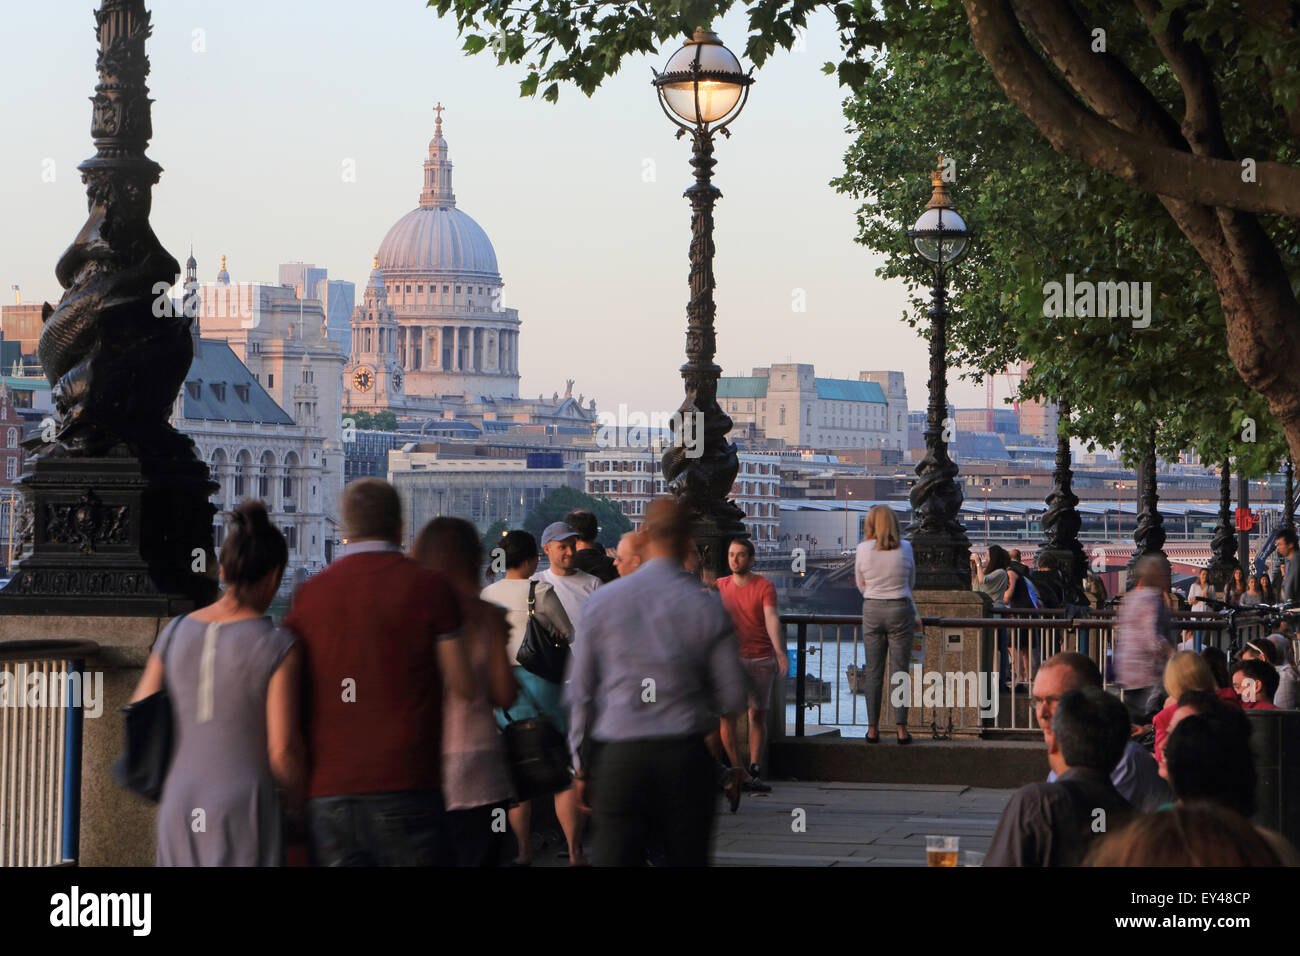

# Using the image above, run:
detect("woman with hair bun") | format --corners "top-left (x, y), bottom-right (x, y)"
top-left (129, 499), bottom-right (305, 866)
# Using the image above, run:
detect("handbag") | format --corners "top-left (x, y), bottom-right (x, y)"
top-left (500, 683), bottom-right (572, 802)
top-left (515, 580), bottom-right (570, 683)
top-left (112, 615), bottom-right (183, 802)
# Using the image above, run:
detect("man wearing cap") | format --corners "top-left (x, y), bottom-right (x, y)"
top-left (535, 521), bottom-right (602, 629)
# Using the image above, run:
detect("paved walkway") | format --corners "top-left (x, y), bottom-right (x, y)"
top-left (529, 781), bottom-right (1016, 866)
top-left (712, 781), bottom-right (1015, 866)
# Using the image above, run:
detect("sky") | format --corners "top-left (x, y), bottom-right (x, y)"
top-left (0, 0), bottom-right (1000, 418)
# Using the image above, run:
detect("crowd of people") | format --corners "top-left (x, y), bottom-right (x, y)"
top-left (982, 552), bottom-right (1298, 866)
top-left (131, 480), bottom-right (784, 867)
top-left (128, 485), bottom-right (1297, 867)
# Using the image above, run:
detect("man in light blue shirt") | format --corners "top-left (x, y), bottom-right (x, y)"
top-left (567, 498), bottom-right (748, 866)
top-left (1034, 652), bottom-right (1172, 812)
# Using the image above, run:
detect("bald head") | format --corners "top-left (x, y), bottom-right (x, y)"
top-left (615, 531), bottom-right (645, 575)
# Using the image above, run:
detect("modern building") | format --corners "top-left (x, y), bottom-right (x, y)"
top-left (279, 262), bottom-right (355, 358)
top-left (0, 303), bottom-right (44, 370)
top-left (343, 108), bottom-right (522, 414)
top-left (0, 374), bottom-right (52, 413)
top-left (717, 364), bottom-right (906, 451)
top-left (387, 448), bottom-right (584, 544)
top-left (582, 446), bottom-right (781, 549)
top-left (1018, 396), bottom-right (1059, 445)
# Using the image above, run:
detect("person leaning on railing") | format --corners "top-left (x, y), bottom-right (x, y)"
top-left (971, 545), bottom-right (1014, 691)
top-left (855, 505), bottom-right (919, 745)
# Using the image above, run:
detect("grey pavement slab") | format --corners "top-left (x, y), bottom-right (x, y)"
top-left (530, 779), bottom-right (1017, 867)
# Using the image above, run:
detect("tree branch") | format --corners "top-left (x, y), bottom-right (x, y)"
top-left (1009, 0), bottom-right (1183, 146)
top-left (1131, 0), bottom-right (1232, 159)
top-left (963, 0), bottom-right (1300, 217)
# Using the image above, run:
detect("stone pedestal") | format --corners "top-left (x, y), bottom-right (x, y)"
top-left (0, 455), bottom-right (217, 616)
top-left (908, 532), bottom-right (972, 592)
top-left (887, 588), bottom-right (991, 735)
top-left (0, 614), bottom-right (165, 866)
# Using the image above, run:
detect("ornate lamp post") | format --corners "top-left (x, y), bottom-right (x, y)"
top-left (1039, 398), bottom-right (1086, 596)
top-left (1206, 456), bottom-right (1237, 589)
top-left (1286, 457), bottom-right (1295, 532)
top-left (0, 0), bottom-right (217, 613)
top-left (905, 161), bottom-right (971, 589)
top-left (981, 483), bottom-right (992, 542)
top-left (1115, 481), bottom-right (1124, 539)
top-left (1125, 429), bottom-right (1167, 587)
top-left (653, 27), bottom-right (754, 579)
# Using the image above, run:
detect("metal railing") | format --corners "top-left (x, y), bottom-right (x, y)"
top-left (0, 640), bottom-right (97, 867)
top-left (782, 607), bottom-right (1271, 738)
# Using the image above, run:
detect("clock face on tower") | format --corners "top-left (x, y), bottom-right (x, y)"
top-left (391, 369), bottom-right (402, 392)
top-left (352, 367), bottom-right (374, 392)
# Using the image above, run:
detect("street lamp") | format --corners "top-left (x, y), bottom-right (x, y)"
top-left (905, 158), bottom-right (972, 589)
top-left (653, 27), bottom-right (754, 580)
top-left (981, 484), bottom-right (993, 543)
top-left (844, 486), bottom-right (854, 550)
top-left (1115, 481), bottom-right (1124, 540)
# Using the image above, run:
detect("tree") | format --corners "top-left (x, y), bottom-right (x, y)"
top-left (426, 0), bottom-right (1300, 463)
top-left (523, 486), bottom-right (632, 548)
top-left (344, 409), bottom-right (398, 432)
top-left (829, 0), bottom-right (1287, 474)
top-left (481, 518), bottom-right (510, 556)
top-left (371, 410), bottom-right (399, 431)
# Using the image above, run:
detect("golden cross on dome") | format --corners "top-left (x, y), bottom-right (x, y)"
top-left (433, 102), bottom-right (445, 123)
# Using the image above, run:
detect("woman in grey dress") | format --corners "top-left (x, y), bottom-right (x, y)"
top-left (129, 500), bottom-right (304, 866)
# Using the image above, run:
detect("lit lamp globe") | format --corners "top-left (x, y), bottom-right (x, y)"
top-left (908, 167), bottom-right (969, 265)
top-left (653, 27), bottom-right (753, 130)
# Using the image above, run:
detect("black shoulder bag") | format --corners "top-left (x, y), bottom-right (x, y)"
top-left (500, 682), bottom-right (573, 802)
top-left (515, 580), bottom-right (571, 684)
top-left (112, 615), bottom-right (183, 802)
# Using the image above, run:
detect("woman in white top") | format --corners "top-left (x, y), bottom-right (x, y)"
top-left (1187, 568), bottom-right (1216, 611)
top-left (854, 505), bottom-right (919, 744)
top-left (480, 530), bottom-right (583, 866)
top-left (1187, 567), bottom-right (1216, 649)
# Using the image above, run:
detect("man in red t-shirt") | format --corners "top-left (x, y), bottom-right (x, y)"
top-left (284, 478), bottom-right (473, 866)
top-left (716, 537), bottom-right (788, 793)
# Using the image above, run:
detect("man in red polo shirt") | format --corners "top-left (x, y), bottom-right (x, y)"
top-left (716, 537), bottom-right (788, 793)
top-left (284, 478), bottom-right (473, 866)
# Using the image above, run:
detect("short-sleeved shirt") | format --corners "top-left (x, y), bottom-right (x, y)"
top-left (283, 549), bottom-right (462, 798)
top-left (717, 573), bottom-right (778, 660)
top-left (534, 567), bottom-right (600, 628)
